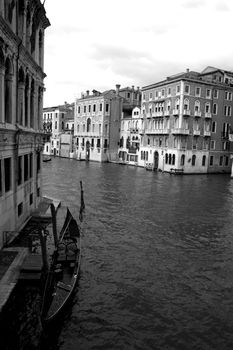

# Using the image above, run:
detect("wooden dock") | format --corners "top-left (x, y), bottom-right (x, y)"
top-left (19, 254), bottom-right (43, 281)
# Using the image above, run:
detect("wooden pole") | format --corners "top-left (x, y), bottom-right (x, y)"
top-left (39, 229), bottom-right (49, 272)
top-left (50, 203), bottom-right (58, 246)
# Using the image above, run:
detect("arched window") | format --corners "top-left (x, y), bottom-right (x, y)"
top-left (87, 118), bottom-right (91, 132)
top-left (202, 155), bottom-right (206, 166)
top-left (192, 155), bottom-right (196, 166)
top-left (146, 152), bottom-right (148, 161)
top-left (184, 98), bottom-right (189, 111)
top-left (169, 154), bottom-right (172, 164)
top-left (175, 98), bottom-right (180, 110)
top-left (194, 100), bottom-right (200, 112)
top-left (82, 124), bottom-right (85, 132)
top-left (172, 154), bottom-right (175, 165)
top-left (181, 154), bottom-right (185, 166)
top-left (165, 153), bottom-right (168, 164)
top-left (30, 79), bottom-right (35, 128)
top-left (5, 57), bottom-right (13, 124)
top-left (61, 121), bottom-right (64, 130)
top-left (25, 74), bottom-right (29, 126)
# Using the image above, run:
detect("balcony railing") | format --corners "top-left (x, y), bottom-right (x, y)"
top-left (183, 109), bottom-right (191, 116)
top-left (194, 111), bottom-right (201, 117)
top-left (203, 130), bottom-right (211, 137)
top-left (129, 128), bottom-right (139, 133)
top-left (164, 109), bottom-right (171, 116)
top-left (172, 109), bottom-right (179, 116)
top-left (171, 128), bottom-right (190, 135)
top-left (145, 128), bottom-right (170, 135)
top-left (204, 112), bottom-right (212, 119)
top-left (193, 130), bottom-right (201, 136)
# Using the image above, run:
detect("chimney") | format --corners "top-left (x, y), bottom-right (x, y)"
top-left (86, 90), bottom-right (89, 97)
top-left (132, 85), bottom-right (134, 91)
top-left (186, 68), bottom-right (189, 73)
top-left (81, 92), bottom-right (84, 98)
top-left (116, 84), bottom-right (121, 96)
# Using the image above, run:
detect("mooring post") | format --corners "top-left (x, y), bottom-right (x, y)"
top-left (39, 229), bottom-right (49, 273)
top-left (50, 203), bottom-right (58, 246)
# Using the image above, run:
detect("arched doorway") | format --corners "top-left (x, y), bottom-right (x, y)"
top-left (86, 140), bottom-right (90, 161)
top-left (154, 151), bottom-right (159, 170)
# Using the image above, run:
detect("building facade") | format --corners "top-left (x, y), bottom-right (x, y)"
top-left (0, 0), bottom-right (50, 247)
top-left (139, 67), bottom-right (233, 173)
top-left (74, 85), bottom-right (141, 162)
top-left (42, 102), bottom-right (74, 157)
top-left (118, 107), bottom-right (143, 166)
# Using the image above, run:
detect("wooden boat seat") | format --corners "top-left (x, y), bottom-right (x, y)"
top-left (57, 281), bottom-right (72, 291)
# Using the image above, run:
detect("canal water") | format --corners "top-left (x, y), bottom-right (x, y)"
top-left (3, 157), bottom-right (233, 349)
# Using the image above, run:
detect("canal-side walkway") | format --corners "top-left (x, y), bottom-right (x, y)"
top-left (0, 196), bottom-right (61, 313)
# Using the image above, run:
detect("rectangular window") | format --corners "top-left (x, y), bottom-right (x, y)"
top-left (91, 138), bottom-right (94, 148)
top-left (176, 85), bottom-right (180, 94)
top-left (225, 156), bottom-right (229, 166)
top-left (195, 87), bottom-right (201, 96)
top-left (18, 156), bottom-right (22, 185)
top-left (24, 154), bottom-right (28, 181)
top-left (29, 153), bottom-right (33, 178)
top-left (219, 156), bottom-right (223, 166)
top-left (210, 155), bottom-right (214, 166)
top-left (184, 85), bottom-right (190, 94)
top-left (106, 104), bottom-right (109, 113)
top-left (213, 89), bottom-right (219, 99)
top-left (88, 105), bottom-right (91, 112)
top-left (149, 92), bottom-right (153, 99)
top-left (212, 121), bottom-right (216, 133)
top-left (212, 103), bottom-right (218, 115)
top-left (210, 140), bottom-right (215, 150)
top-left (155, 91), bottom-right (158, 98)
top-left (18, 202), bottom-right (23, 216)
top-left (167, 87), bottom-right (171, 96)
top-left (97, 139), bottom-right (100, 148)
top-left (99, 103), bottom-right (102, 112)
top-left (30, 193), bottom-right (33, 205)
top-left (161, 89), bottom-right (165, 97)
top-left (205, 103), bottom-right (210, 113)
top-left (84, 106), bottom-right (86, 113)
top-left (224, 105), bottom-right (231, 116)
top-left (78, 106), bottom-right (80, 113)
top-left (4, 158), bottom-right (11, 192)
top-left (206, 89), bottom-right (211, 98)
top-left (37, 187), bottom-right (40, 197)
top-left (224, 91), bottom-right (232, 100)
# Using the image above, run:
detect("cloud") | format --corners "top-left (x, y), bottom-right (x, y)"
top-left (181, 0), bottom-right (205, 9)
top-left (215, 1), bottom-right (229, 11)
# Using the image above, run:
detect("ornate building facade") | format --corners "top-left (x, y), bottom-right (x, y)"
top-left (74, 85), bottom-right (141, 162)
top-left (0, 0), bottom-right (50, 247)
top-left (139, 67), bottom-right (233, 173)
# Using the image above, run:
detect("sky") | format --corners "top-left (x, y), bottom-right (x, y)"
top-left (43, 0), bottom-right (233, 107)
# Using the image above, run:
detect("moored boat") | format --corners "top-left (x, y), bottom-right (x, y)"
top-left (41, 208), bottom-right (81, 323)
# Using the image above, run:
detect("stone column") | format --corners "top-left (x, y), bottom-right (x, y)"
top-left (18, 81), bottom-right (25, 125)
top-left (30, 88), bottom-right (35, 129)
top-left (5, 75), bottom-right (13, 123)
top-left (26, 78), bottom-right (31, 127)
top-left (0, 67), bottom-right (5, 123)
top-left (22, 9), bottom-right (27, 47)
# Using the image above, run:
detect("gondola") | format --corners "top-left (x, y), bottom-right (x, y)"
top-left (43, 157), bottom-right (52, 162)
top-left (41, 208), bottom-right (81, 323)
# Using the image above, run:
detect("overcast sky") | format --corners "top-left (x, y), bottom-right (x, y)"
top-left (43, 0), bottom-right (233, 107)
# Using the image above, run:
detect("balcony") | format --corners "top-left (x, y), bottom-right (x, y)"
top-left (194, 111), bottom-right (201, 117)
top-left (164, 109), bottom-right (171, 116)
top-left (229, 134), bottom-right (233, 142)
top-left (129, 128), bottom-right (139, 133)
top-left (183, 109), bottom-right (191, 116)
top-left (171, 128), bottom-right (190, 135)
top-left (221, 132), bottom-right (229, 140)
top-left (152, 111), bottom-right (164, 117)
top-left (145, 128), bottom-right (170, 135)
top-left (193, 130), bottom-right (201, 136)
top-left (204, 112), bottom-right (212, 119)
top-left (172, 109), bottom-right (179, 116)
top-left (203, 130), bottom-right (211, 137)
